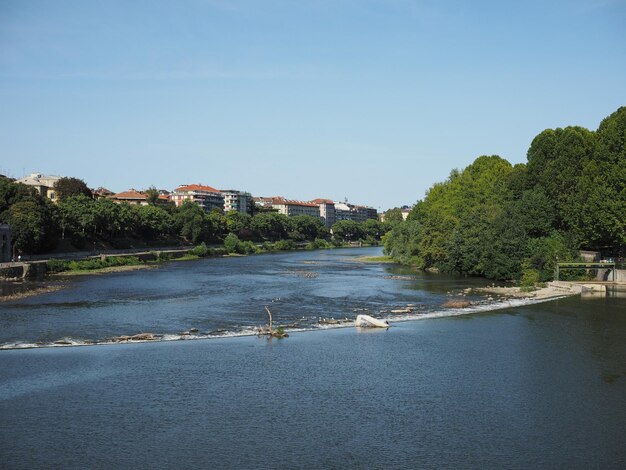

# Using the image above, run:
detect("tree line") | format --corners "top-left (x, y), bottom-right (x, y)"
top-left (0, 178), bottom-right (391, 256)
top-left (383, 106), bottom-right (626, 282)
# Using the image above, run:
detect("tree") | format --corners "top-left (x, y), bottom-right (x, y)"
top-left (225, 211), bottom-right (253, 240)
top-left (288, 215), bottom-right (325, 241)
top-left (135, 205), bottom-right (173, 240)
top-left (6, 200), bottom-right (59, 254)
top-left (331, 220), bottom-right (364, 242)
top-left (145, 186), bottom-right (160, 205)
top-left (223, 233), bottom-right (240, 253)
top-left (250, 212), bottom-right (290, 241)
top-left (0, 177), bottom-right (38, 215)
top-left (57, 194), bottom-right (96, 238)
top-left (526, 126), bottom-right (595, 230)
top-left (173, 201), bottom-right (209, 243)
top-left (53, 177), bottom-right (93, 201)
top-left (383, 208), bottom-right (404, 225)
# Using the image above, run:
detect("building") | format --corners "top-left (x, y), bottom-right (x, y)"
top-left (334, 202), bottom-right (378, 223)
top-left (268, 197), bottom-right (320, 218)
top-left (0, 224), bottom-right (11, 262)
top-left (15, 173), bottom-right (61, 202)
top-left (109, 189), bottom-right (149, 205)
top-left (311, 198), bottom-right (336, 227)
top-left (92, 187), bottom-right (115, 199)
top-left (253, 197), bottom-right (278, 210)
top-left (221, 190), bottom-right (252, 214)
top-left (353, 205), bottom-right (378, 223)
top-left (172, 184), bottom-right (225, 212)
top-left (109, 189), bottom-right (170, 205)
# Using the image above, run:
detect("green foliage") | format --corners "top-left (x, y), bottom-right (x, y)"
top-left (307, 238), bottom-right (332, 249)
top-left (0, 177), bottom-right (38, 214)
top-left (383, 207), bottom-right (404, 225)
top-left (223, 233), bottom-right (240, 254)
top-left (383, 107), bottom-right (626, 280)
top-left (288, 215), bottom-right (325, 241)
top-left (190, 243), bottom-right (211, 257)
top-left (331, 220), bottom-right (364, 242)
top-left (250, 212), bottom-right (290, 241)
top-left (65, 256), bottom-right (141, 272)
top-left (520, 268), bottom-right (540, 291)
top-left (5, 199), bottom-right (59, 254)
top-left (145, 186), bottom-right (160, 205)
top-left (53, 177), bottom-right (92, 201)
top-left (46, 259), bottom-right (69, 273)
top-left (273, 239), bottom-right (296, 251)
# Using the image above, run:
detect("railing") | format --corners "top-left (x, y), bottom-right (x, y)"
top-left (555, 262), bottom-right (617, 282)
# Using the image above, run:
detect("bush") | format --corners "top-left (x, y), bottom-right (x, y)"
top-left (46, 259), bottom-right (69, 273)
top-left (307, 238), bottom-right (331, 250)
top-left (224, 233), bottom-right (240, 254)
top-left (273, 239), bottom-right (296, 251)
top-left (238, 240), bottom-right (259, 254)
top-left (190, 242), bottom-right (210, 257)
top-left (520, 268), bottom-right (540, 291)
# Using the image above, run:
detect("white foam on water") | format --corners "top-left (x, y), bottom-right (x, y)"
top-left (0, 295), bottom-right (569, 351)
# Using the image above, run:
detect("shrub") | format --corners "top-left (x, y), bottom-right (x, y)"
top-left (46, 259), bottom-right (69, 273)
top-left (273, 239), bottom-right (296, 251)
top-left (190, 243), bottom-right (209, 257)
top-left (239, 240), bottom-right (259, 254)
top-left (224, 233), bottom-right (240, 254)
top-left (307, 238), bottom-right (331, 250)
top-left (520, 268), bottom-right (540, 292)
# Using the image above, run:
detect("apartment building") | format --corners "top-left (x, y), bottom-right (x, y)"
top-left (334, 202), bottom-right (378, 223)
top-left (221, 190), bottom-right (251, 214)
top-left (172, 184), bottom-right (225, 212)
top-left (311, 198), bottom-right (336, 227)
top-left (270, 197), bottom-right (320, 218)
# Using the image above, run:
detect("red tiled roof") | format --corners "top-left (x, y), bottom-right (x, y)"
top-left (310, 198), bottom-right (334, 205)
top-left (111, 190), bottom-right (147, 200)
top-left (285, 199), bottom-right (319, 208)
top-left (174, 184), bottom-right (220, 193)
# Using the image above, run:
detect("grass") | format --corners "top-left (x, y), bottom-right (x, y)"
top-left (353, 255), bottom-right (397, 263)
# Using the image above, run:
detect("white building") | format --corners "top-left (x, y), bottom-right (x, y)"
top-left (172, 184), bottom-right (225, 212)
top-left (221, 190), bottom-right (251, 214)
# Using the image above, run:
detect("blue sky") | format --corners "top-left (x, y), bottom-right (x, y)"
top-left (1, 0), bottom-right (624, 210)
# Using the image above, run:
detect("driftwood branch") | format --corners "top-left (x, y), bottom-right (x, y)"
top-left (262, 305), bottom-right (288, 338)
top-left (264, 305), bottom-right (273, 333)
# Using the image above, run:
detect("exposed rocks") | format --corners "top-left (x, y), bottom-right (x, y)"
top-left (108, 332), bottom-right (159, 342)
top-left (442, 299), bottom-right (473, 309)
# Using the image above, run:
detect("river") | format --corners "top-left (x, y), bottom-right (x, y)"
top-left (0, 247), bottom-right (624, 468)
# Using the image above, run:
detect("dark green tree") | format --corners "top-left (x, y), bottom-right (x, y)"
top-left (53, 177), bottom-right (93, 201)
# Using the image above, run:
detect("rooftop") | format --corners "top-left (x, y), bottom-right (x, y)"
top-left (174, 184), bottom-right (220, 193)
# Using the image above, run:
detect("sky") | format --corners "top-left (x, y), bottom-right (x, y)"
top-left (1, 0), bottom-right (625, 210)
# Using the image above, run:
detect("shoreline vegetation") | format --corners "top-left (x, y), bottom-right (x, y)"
top-left (383, 107), bottom-right (626, 284)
